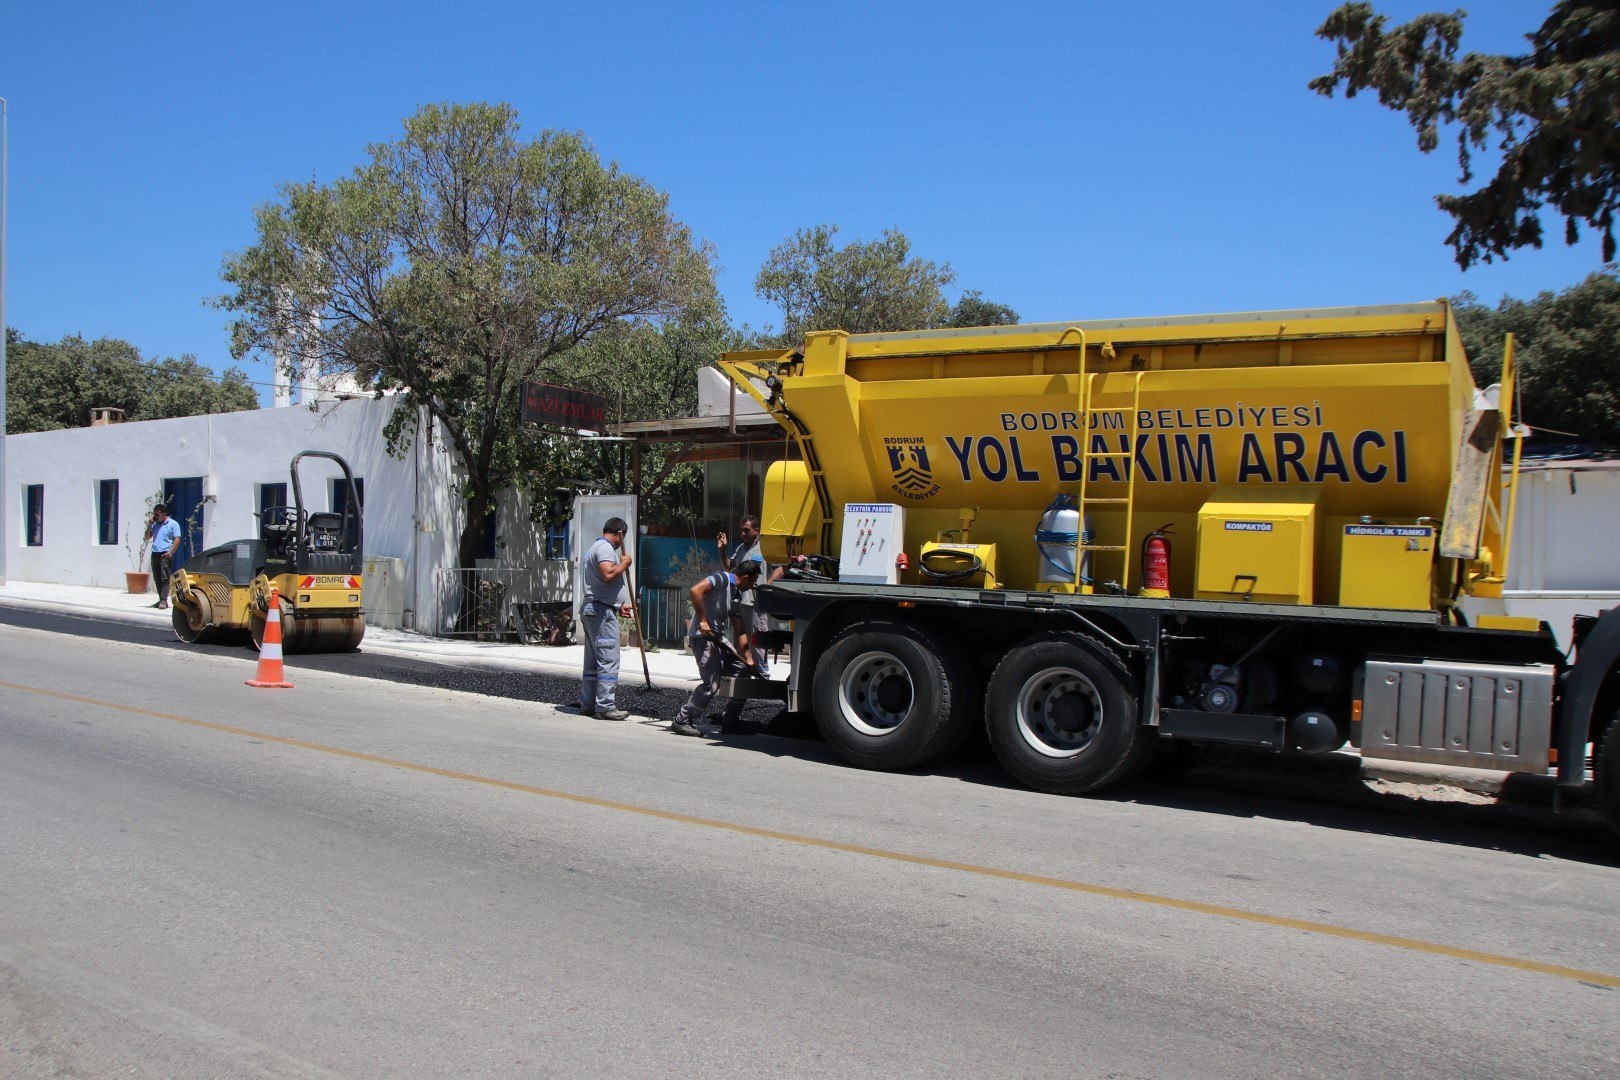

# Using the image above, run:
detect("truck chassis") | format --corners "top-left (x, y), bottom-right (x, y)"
top-left (754, 580), bottom-right (1620, 830)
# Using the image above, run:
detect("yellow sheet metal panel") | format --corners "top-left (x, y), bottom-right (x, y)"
top-left (730, 301), bottom-right (1506, 604)
top-left (1339, 524), bottom-right (1436, 610)
top-left (1194, 488), bottom-right (1318, 604)
top-left (758, 460), bottom-right (819, 563)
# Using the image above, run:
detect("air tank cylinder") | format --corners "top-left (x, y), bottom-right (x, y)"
top-left (1036, 494), bottom-right (1093, 585)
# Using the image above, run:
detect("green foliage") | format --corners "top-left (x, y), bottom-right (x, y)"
top-left (1312, 2), bottom-right (1620, 266)
top-left (754, 225), bottom-right (956, 341)
top-left (217, 102), bottom-right (719, 566)
top-left (1452, 267), bottom-right (1620, 442)
top-left (6, 332), bottom-right (257, 433)
top-left (945, 290), bottom-right (1021, 328)
top-left (754, 225), bottom-right (1020, 341)
top-left (524, 317), bottom-right (757, 527)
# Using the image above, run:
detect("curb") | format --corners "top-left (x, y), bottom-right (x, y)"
top-left (0, 593), bottom-right (705, 691)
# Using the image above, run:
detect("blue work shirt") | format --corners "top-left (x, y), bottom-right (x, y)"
top-left (687, 571), bottom-right (741, 639)
top-left (580, 536), bottom-right (627, 607)
top-left (150, 518), bottom-right (181, 554)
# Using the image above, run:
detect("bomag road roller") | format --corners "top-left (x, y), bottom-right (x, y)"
top-left (169, 451), bottom-right (366, 653)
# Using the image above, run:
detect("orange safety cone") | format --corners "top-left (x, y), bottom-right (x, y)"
top-left (246, 588), bottom-right (295, 688)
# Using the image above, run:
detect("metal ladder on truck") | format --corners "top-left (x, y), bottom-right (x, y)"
top-left (1067, 328), bottom-right (1144, 595)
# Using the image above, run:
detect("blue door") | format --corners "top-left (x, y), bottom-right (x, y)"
top-left (163, 477), bottom-right (206, 567)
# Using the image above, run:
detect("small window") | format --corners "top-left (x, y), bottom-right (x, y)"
top-left (330, 477), bottom-right (365, 514)
top-left (478, 505), bottom-right (497, 561)
top-left (259, 482), bottom-right (288, 519)
top-left (332, 477), bottom-right (364, 549)
top-left (98, 480), bottom-right (120, 545)
top-left (543, 521), bottom-right (570, 562)
top-left (25, 485), bottom-right (44, 546)
top-left (543, 492), bottom-right (571, 561)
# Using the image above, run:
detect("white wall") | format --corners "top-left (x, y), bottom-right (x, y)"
top-left (1464, 462), bottom-right (1620, 650)
top-left (5, 397), bottom-right (577, 632)
top-left (1503, 465), bottom-right (1620, 590)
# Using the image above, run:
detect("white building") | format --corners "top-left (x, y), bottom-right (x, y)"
top-left (4, 394), bottom-right (571, 634)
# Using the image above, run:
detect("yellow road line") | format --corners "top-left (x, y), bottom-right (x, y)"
top-left (8, 678), bottom-right (1617, 989)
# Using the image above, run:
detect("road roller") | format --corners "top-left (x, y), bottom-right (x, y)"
top-left (169, 451), bottom-right (366, 652)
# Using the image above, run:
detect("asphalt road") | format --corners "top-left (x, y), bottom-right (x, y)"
top-left (0, 603), bottom-right (1609, 844)
top-left (3, 621), bottom-right (1619, 1078)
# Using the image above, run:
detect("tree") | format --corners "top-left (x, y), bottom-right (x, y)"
top-left (217, 103), bottom-right (718, 568)
top-left (6, 332), bottom-right (257, 433)
top-left (1311, 2), bottom-right (1620, 267)
top-left (945, 290), bottom-right (1021, 328)
top-left (526, 316), bottom-right (755, 525)
top-left (754, 225), bottom-right (1022, 339)
top-left (755, 225), bottom-right (956, 341)
top-left (1452, 267), bottom-right (1620, 442)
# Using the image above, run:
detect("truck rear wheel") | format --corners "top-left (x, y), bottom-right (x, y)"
top-left (984, 635), bottom-right (1153, 795)
top-left (812, 620), bottom-right (976, 771)
top-left (1598, 709), bottom-right (1620, 839)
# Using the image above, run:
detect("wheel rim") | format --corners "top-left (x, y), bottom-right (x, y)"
top-left (835, 650), bottom-right (914, 736)
top-left (1014, 665), bottom-right (1104, 758)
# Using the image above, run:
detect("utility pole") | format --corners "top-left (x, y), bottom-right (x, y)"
top-left (1, 95), bottom-right (10, 585)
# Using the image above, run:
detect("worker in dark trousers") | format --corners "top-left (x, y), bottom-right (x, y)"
top-left (718, 515), bottom-right (784, 677)
top-left (670, 560), bottom-right (762, 738)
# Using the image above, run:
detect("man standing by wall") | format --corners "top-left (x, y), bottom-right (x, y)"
top-left (717, 515), bottom-right (782, 677)
top-left (579, 517), bottom-right (634, 721)
top-left (148, 504), bottom-right (181, 610)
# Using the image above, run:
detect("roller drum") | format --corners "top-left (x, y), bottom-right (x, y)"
top-left (283, 612), bottom-right (366, 653)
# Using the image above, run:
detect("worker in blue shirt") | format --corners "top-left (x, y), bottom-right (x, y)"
top-left (148, 504), bottom-right (182, 609)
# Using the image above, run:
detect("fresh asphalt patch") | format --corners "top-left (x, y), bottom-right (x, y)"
top-left (0, 604), bottom-right (785, 726)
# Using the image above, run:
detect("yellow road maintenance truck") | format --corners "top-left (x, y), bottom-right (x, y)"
top-left (718, 301), bottom-right (1620, 831)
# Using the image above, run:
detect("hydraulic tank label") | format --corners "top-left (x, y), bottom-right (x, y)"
top-left (1343, 525), bottom-right (1433, 538)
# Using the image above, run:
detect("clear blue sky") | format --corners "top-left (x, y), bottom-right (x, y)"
top-left (3, 1), bottom-right (1604, 405)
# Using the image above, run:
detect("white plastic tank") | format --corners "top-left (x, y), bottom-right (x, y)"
top-left (1035, 495), bottom-right (1092, 585)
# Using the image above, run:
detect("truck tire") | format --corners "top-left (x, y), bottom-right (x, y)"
top-left (812, 620), bottom-right (976, 771)
top-left (1598, 709), bottom-right (1620, 839)
top-left (984, 634), bottom-right (1153, 795)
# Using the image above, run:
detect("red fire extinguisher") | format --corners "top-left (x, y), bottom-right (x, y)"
top-left (1141, 524), bottom-right (1174, 596)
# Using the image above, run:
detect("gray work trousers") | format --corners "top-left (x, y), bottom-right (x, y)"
top-left (580, 602), bottom-right (621, 712)
top-left (676, 637), bottom-right (746, 725)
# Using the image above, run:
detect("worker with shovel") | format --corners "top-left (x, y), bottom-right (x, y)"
top-left (670, 559), bottom-right (763, 738)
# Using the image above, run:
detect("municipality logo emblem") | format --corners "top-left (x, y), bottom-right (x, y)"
top-left (886, 440), bottom-right (938, 499)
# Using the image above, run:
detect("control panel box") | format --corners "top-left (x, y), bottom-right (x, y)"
top-left (839, 503), bottom-right (906, 585)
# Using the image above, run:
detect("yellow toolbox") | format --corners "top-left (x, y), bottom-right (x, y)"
top-left (1195, 487), bottom-right (1318, 604)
